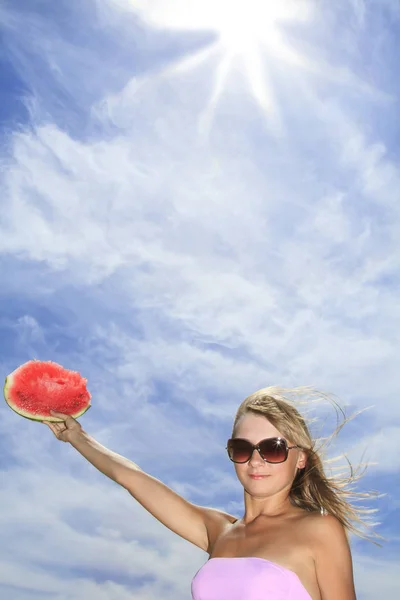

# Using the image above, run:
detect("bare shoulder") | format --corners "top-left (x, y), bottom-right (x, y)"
top-left (304, 511), bottom-right (349, 542)
top-left (198, 505), bottom-right (237, 530)
top-left (303, 513), bottom-right (356, 600)
top-left (197, 506), bottom-right (237, 553)
top-left (301, 511), bottom-right (351, 555)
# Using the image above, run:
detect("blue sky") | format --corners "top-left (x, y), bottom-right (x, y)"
top-left (1, 0), bottom-right (400, 598)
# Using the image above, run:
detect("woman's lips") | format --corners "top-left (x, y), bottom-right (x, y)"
top-left (249, 474), bottom-right (268, 479)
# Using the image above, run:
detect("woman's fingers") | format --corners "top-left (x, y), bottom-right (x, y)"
top-left (49, 410), bottom-right (78, 428)
top-left (49, 410), bottom-right (70, 420)
top-left (44, 410), bottom-right (81, 442)
top-left (45, 422), bottom-right (61, 433)
top-left (44, 421), bottom-right (67, 440)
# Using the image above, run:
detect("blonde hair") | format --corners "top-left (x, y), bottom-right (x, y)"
top-left (232, 386), bottom-right (384, 545)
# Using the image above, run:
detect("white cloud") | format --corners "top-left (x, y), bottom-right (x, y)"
top-left (347, 426), bottom-right (400, 474)
top-left (353, 552), bottom-right (400, 599)
top-left (0, 467), bottom-right (206, 600)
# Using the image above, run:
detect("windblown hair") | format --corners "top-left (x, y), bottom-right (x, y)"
top-left (232, 386), bottom-right (383, 545)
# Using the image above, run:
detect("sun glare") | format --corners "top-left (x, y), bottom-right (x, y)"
top-left (131, 0), bottom-right (314, 134)
top-left (196, 0), bottom-right (313, 134)
top-left (213, 0), bottom-right (306, 54)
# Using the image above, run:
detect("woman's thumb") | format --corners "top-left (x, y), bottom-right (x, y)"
top-left (50, 409), bottom-right (70, 420)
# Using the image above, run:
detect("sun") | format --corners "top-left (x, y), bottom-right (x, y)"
top-left (128, 0), bottom-right (315, 133)
top-left (210, 0), bottom-right (309, 54)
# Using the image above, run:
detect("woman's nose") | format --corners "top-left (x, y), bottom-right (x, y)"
top-left (248, 447), bottom-right (264, 465)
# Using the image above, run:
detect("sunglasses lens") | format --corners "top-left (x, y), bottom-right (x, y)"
top-left (259, 438), bottom-right (287, 463)
top-left (227, 438), bottom-right (288, 463)
top-left (227, 439), bottom-right (252, 463)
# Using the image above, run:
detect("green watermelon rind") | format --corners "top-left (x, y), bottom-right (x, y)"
top-left (3, 367), bottom-right (91, 423)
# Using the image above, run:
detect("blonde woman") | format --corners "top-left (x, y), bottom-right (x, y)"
top-left (47, 387), bottom-right (380, 600)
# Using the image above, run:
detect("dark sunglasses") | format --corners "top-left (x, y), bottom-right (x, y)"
top-left (226, 437), bottom-right (300, 464)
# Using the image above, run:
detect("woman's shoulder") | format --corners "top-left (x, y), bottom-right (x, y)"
top-left (292, 508), bottom-right (344, 538)
top-left (300, 511), bottom-right (349, 551)
top-left (302, 509), bottom-right (342, 528)
top-left (198, 506), bottom-right (238, 553)
top-left (302, 512), bottom-right (356, 598)
top-left (200, 507), bottom-right (237, 525)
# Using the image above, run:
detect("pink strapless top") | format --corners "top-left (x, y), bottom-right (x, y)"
top-left (191, 557), bottom-right (312, 600)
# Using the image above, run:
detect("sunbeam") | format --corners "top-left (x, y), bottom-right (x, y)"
top-left (129, 0), bottom-right (384, 135)
top-left (130, 0), bottom-right (314, 133)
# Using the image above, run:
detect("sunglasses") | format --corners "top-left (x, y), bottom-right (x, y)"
top-left (226, 437), bottom-right (300, 464)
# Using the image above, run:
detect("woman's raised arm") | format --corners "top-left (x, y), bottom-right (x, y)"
top-left (46, 410), bottom-right (234, 552)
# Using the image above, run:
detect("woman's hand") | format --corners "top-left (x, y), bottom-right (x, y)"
top-left (44, 410), bottom-right (83, 443)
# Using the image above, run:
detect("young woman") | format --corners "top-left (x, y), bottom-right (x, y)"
top-left (46, 386), bottom-right (380, 600)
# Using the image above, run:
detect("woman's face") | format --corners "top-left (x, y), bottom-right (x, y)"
top-left (231, 412), bottom-right (307, 499)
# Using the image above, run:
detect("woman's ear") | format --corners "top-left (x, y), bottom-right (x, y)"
top-left (296, 450), bottom-right (307, 470)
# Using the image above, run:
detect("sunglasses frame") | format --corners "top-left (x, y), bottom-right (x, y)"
top-left (226, 436), bottom-right (301, 464)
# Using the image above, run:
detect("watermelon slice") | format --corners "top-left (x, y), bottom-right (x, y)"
top-left (4, 360), bottom-right (91, 422)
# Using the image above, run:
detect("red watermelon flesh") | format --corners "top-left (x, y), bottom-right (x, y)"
top-left (4, 360), bottom-right (91, 422)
